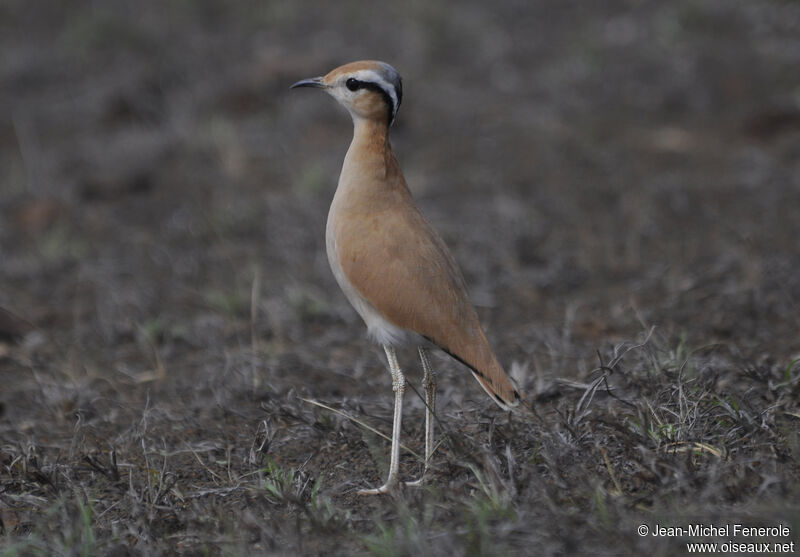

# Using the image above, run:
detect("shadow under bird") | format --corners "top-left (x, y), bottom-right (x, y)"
top-left (291, 60), bottom-right (521, 494)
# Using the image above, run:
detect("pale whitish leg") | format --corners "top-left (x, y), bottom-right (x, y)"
top-left (406, 346), bottom-right (436, 487)
top-left (359, 345), bottom-right (405, 495)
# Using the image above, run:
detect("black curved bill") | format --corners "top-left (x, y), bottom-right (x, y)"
top-left (290, 77), bottom-right (325, 89)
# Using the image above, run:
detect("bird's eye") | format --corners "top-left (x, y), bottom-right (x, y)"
top-left (346, 78), bottom-right (360, 92)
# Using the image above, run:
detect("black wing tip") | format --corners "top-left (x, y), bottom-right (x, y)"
top-left (424, 335), bottom-right (522, 409)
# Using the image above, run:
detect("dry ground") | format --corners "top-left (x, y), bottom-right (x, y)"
top-left (1, 1), bottom-right (799, 555)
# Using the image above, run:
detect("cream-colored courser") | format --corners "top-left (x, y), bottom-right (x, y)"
top-left (291, 60), bottom-right (520, 494)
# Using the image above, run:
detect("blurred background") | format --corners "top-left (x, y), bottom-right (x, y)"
top-left (3, 0), bottom-right (799, 359)
top-left (3, 0), bottom-right (800, 356)
top-left (1, 0), bottom-right (799, 553)
top-left (3, 0), bottom-right (799, 366)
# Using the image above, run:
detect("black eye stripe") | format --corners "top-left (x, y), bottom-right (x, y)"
top-left (345, 78), bottom-right (397, 124)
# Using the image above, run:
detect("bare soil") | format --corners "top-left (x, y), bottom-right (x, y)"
top-left (1, 1), bottom-right (799, 555)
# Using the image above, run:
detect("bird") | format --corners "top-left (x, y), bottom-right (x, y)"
top-left (291, 60), bottom-right (520, 494)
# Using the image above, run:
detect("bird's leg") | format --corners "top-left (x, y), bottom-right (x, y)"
top-left (359, 345), bottom-right (405, 495)
top-left (406, 346), bottom-right (436, 487)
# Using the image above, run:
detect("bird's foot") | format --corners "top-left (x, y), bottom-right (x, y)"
top-left (358, 480), bottom-right (398, 495)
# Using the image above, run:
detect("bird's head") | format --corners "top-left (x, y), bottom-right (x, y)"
top-left (291, 60), bottom-right (403, 126)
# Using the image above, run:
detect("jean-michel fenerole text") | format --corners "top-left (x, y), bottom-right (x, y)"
top-left (651, 524), bottom-right (791, 539)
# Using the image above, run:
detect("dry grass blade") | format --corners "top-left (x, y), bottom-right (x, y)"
top-left (300, 397), bottom-right (422, 460)
top-left (664, 442), bottom-right (724, 458)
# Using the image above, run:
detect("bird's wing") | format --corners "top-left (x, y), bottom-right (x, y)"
top-left (335, 196), bottom-right (519, 408)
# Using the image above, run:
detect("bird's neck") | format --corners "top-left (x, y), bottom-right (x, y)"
top-left (339, 118), bottom-right (401, 192)
top-left (352, 117), bottom-right (390, 155)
